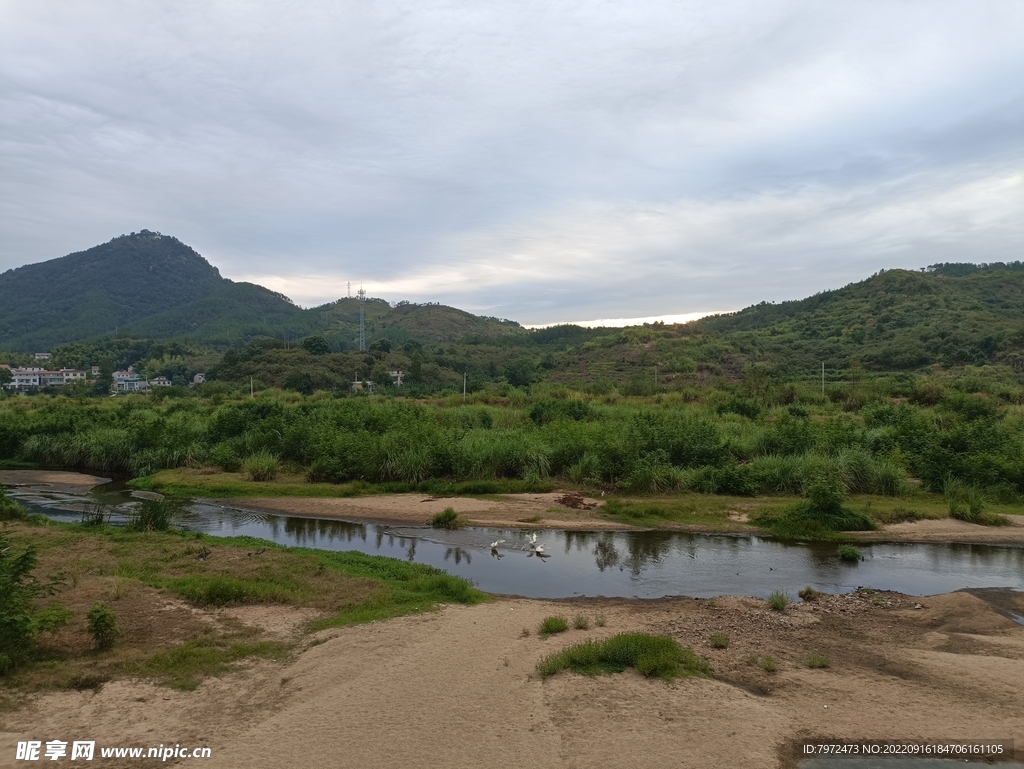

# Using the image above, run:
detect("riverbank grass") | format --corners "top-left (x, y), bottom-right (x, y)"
top-left (537, 632), bottom-right (712, 681)
top-left (0, 519), bottom-right (485, 695)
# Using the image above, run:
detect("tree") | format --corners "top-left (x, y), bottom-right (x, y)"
top-left (0, 530), bottom-right (71, 674)
top-left (284, 371), bottom-right (315, 395)
top-left (505, 357), bottom-right (538, 388)
top-left (370, 362), bottom-right (392, 388)
top-left (0, 367), bottom-right (11, 388)
top-left (369, 338), bottom-right (392, 354)
top-left (409, 353), bottom-right (423, 383)
top-left (95, 354), bottom-right (114, 395)
top-left (300, 336), bottom-right (331, 356)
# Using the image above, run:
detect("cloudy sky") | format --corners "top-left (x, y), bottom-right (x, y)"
top-left (2, 1), bottom-right (1022, 325)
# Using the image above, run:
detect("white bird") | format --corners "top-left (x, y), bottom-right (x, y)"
top-left (526, 533), bottom-right (538, 548)
top-left (534, 543), bottom-right (546, 554)
top-left (489, 539), bottom-right (505, 549)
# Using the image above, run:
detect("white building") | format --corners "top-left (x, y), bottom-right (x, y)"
top-left (113, 368), bottom-right (148, 393)
top-left (34, 352), bottom-right (51, 361)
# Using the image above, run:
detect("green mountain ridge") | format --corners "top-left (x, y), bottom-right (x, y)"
top-left (0, 232), bottom-right (521, 351)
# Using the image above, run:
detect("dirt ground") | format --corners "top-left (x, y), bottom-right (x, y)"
top-left (2, 590), bottom-right (1023, 768)
top-left (223, 491), bottom-right (629, 531)
top-left (853, 516), bottom-right (1024, 545)
top-left (0, 470), bottom-right (111, 493)
top-left (231, 492), bottom-right (1024, 544)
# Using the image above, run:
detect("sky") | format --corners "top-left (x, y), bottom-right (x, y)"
top-left (2, 1), bottom-right (1023, 326)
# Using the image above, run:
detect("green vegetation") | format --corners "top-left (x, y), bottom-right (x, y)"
top-left (709, 632), bottom-right (730, 649)
top-left (573, 614), bottom-right (590, 630)
top-left (125, 499), bottom-right (176, 532)
top-left (806, 653), bottom-right (831, 669)
top-left (536, 632), bottom-right (712, 681)
top-left (86, 603), bottom-right (118, 649)
top-left (0, 529), bottom-right (71, 674)
top-left (1, 485), bottom-right (28, 522)
top-left (241, 451), bottom-right (279, 482)
top-left (539, 615), bottom-right (569, 636)
top-left (123, 633), bottom-right (289, 692)
top-left (761, 655), bottom-right (778, 673)
top-left (429, 507), bottom-right (463, 530)
top-left (798, 586), bottom-right (823, 602)
top-left (767, 591), bottom-right (790, 612)
top-left (944, 477), bottom-right (1007, 526)
top-left (0, 519), bottom-right (485, 692)
top-left (4, 253), bottom-right (1024, 544)
top-left (836, 544), bottom-right (864, 562)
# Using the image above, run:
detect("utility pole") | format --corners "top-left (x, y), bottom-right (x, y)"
top-left (821, 362), bottom-right (825, 395)
top-left (250, 376), bottom-right (254, 398)
top-left (463, 372), bottom-right (467, 401)
top-left (358, 287), bottom-right (366, 351)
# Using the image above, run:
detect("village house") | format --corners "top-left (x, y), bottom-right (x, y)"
top-left (1, 366), bottom-right (88, 390)
top-left (148, 376), bottom-right (171, 387)
top-left (34, 352), bottom-right (52, 361)
top-left (113, 368), bottom-right (148, 393)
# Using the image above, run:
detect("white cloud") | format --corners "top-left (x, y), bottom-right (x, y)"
top-left (2, 1), bottom-right (1023, 322)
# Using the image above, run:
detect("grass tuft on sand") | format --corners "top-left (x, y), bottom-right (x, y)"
top-left (537, 632), bottom-right (712, 681)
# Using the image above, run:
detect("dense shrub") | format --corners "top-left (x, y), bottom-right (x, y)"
top-left (0, 532), bottom-right (71, 673)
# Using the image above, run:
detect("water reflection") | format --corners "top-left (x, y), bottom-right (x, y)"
top-left (593, 537), bottom-right (619, 572)
top-left (10, 486), bottom-right (1024, 600)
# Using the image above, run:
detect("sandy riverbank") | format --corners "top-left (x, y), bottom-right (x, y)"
top-left (220, 491), bottom-right (629, 530)
top-left (4, 469), bottom-right (1024, 543)
top-left (2, 589), bottom-right (1022, 769)
top-left (0, 470), bottom-right (111, 493)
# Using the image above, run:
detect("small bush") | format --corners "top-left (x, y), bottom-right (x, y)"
top-left (537, 632), bottom-right (712, 681)
top-left (87, 603), bottom-right (119, 650)
top-left (0, 532), bottom-right (69, 673)
top-left (594, 614), bottom-right (607, 628)
top-left (242, 451), bottom-right (279, 482)
top-left (836, 544), bottom-right (864, 562)
top-left (429, 507), bottom-right (462, 529)
top-left (0, 484), bottom-right (27, 521)
top-left (709, 632), bottom-right (730, 649)
top-left (761, 655), bottom-right (777, 672)
top-left (125, 499), bottom-right (175, 532)
top-left (573, 614), bottom-right (590, 630)
top-left (798, 586), bottom-right (823, 602)
top-left (767, 591), bottom-right (789, 612)
top-left (806, 653), bottom-right (830, 669)
top-left (873, 506), bottom-right (921, 525)
top-left (944, 478), bottom-right (1008, 526)
top-left (539, 615), bottom-right (569, 636)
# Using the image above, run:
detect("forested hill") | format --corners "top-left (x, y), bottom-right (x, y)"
top-left (0, 231), bottom-right (524, 352)
top-left (687, 263), bottom-right (1024, 371)
top-left (0, 230), bottom-right (302, 351)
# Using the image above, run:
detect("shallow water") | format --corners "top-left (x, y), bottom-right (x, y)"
top-left (12, 485), bottom-right (1024, 600)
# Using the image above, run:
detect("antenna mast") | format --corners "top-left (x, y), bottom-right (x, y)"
top-left (358, 286), bottom-right (367, 351)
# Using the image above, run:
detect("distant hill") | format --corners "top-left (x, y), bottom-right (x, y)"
top-left (0, 231), bottom-right (302, 351)
top-left (688, 263), bottom-right (1024, 371)
top-left (0, 231), bottom-right (524, 351)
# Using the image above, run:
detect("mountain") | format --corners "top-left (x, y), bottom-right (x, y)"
top-left (0, 231), bottom-right (524, 352)
top-left (0, 230), bottom-right (302, 351)
top-left (687, 263), bottom-right (1024, 372)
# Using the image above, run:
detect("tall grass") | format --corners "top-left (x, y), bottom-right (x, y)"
top-left (241, 452), bottom-right (279, 482)
top-left (536, 632), bottom-right (712, 680)
top-left (3, 383), bottom-right (1023, 507)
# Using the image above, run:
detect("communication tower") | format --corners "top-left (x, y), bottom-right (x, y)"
top-left (358, 286), bottom-right (367, 351)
